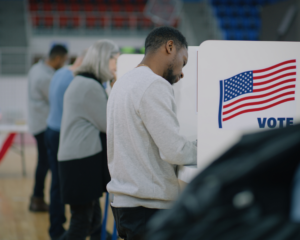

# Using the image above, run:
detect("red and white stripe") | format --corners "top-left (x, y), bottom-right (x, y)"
top-left (223, 59), bottom-right (296, 122)
top-left (0, 133), bottom-right (16, 163)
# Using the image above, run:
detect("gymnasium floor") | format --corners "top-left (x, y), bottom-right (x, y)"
top-left (0, 139), bottom-right (115, 240)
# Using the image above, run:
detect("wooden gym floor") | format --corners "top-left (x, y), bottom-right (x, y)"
top-left (0, 142), bottom-right (115, 240)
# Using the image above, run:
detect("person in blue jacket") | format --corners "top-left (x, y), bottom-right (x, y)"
top-left (45, 51), bottom-right (86, 240)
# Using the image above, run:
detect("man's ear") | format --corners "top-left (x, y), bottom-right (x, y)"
top-left (165, 40), bottom-right (174, 54)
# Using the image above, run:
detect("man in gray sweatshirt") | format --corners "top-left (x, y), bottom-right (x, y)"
top-left (107, 27), bottom-right (197, 240)
top-left (27, 45), bottom-right (68, 214)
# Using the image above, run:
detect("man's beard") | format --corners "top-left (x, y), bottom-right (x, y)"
top-left (163, 64), bottom-right (178, 85)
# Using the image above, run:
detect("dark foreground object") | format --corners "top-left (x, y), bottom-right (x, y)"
top-left (146, 124), bottom-right (300, 240)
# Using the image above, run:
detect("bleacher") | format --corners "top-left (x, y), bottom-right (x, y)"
top-left (28, 0), bottom-right (162, 31)
top-left (29, 0), bottom-right (287, 41)
top-left (210, 0), bottom-right (284, 40)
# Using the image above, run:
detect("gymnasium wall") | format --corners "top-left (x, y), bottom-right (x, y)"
top-left (0, 76), bottom-right (28, 125)
top-left (260, 0), bottom-right (300, 41)
top-left (30, 35), bottom-right (146, 57)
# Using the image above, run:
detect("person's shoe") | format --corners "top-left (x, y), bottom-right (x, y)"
top-left (29, 196), bottom-right (49, 212)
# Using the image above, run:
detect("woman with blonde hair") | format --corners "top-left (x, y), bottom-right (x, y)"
top-left (57, 40), bottom-right (119, 240)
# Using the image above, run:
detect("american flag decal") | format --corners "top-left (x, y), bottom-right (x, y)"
top-left (218, 59), bottom-right (296, 128)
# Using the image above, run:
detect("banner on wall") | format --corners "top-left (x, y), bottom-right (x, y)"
top-left (218, 59), bottom-right (297, 129)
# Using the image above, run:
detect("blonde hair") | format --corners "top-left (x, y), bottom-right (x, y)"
top-left (75, 39), bottom-right (119, 82)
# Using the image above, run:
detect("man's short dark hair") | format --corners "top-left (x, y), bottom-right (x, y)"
top-left (145, 26), bottom-right (188, 54)
top-left (49, 44), bottom-right (68, 59)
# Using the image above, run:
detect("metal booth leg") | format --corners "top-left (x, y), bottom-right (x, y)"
top-left (20, 133), bottom-right (26, 176)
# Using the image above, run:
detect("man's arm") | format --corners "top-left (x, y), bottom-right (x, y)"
top-left (139, 79), bottom-right (197, 166)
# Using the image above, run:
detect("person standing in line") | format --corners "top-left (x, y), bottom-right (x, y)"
top-left (106, 26), bottom-right (197, 240)
top-left (27, 45), bottom-right (68, 212)
top-left (57, 40), bottom-right (119, 240)
top-left (45, 51), bottom-right (86, 240)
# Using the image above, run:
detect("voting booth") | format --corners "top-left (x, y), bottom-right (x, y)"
top-left (197, 41), bottom-right (300, 172)
top-left (117, 41), bottom-right (300, 183)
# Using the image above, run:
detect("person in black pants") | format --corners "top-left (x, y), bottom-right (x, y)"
top-left (106, 27), bottom-right (196, 240)
top-left (30, 132), bottom-right (49, 211)
top-left (57, 40), bottom-right (119, 240)
top-left (27, 45), bottom-right (68, 212)
top-left (45, 55), bottom-right (85, 240)
top-left (45, 124), bottom-right (103, 240)
top-left (45, 128), bottom-right (66, 240)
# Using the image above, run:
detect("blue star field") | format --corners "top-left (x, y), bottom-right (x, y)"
top-left (224, 71), bottom-right (253, 102)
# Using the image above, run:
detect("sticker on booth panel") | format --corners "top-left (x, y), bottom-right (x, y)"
top-left (218, 59), bottom-right (297, 129)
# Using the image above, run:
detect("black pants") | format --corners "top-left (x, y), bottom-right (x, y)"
top-left (33, 131), bottom-right (49, 198)
top-left (111, 206), bottom-right (160, 240)
top-left (44, 128), bottom-right (66, 238)
top-left (67, 200), bottom-right (102, 240)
